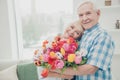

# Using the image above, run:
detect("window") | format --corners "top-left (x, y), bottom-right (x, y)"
top-left (14, 0), bottom-right (74, 59)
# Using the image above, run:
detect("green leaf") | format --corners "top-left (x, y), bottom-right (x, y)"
top-left (46, 64), bottom-right (51, 69)
top-left (73, 64), bottom-right (78, 71)
top-left (80, 57), bottom-right (87, 65)
top-left (61, 67), bottom-right (66, 74)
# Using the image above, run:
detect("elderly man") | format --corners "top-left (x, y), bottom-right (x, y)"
top-left (49, 1), bottom-right (115, 80)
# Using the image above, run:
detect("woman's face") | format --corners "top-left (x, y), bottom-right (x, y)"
top-left (63, 23), bottom-right (82, 39)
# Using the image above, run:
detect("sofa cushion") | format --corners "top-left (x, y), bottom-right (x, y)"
top-left (0, 65), bottom-right (18, 80)
top-left (17, 62), bottom-right (38, 80)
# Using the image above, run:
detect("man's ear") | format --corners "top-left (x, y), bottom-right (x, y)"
top-left (97, 9), bottom-right (100, 16)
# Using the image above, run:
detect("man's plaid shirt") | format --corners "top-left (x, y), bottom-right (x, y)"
top-left (76, 24), bottom-right (115, 80)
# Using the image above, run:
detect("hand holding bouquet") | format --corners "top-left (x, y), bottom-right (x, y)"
top-left (33, 36), bottom-right (87, 78)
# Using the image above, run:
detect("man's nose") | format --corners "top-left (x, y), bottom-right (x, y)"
top-left (83, 15), bottom-right (88, 20)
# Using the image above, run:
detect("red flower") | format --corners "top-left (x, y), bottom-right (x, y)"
top-left (48, 57), bottom-right (57, 70)
top-left (34, 60), bottom-right (41, 66)
top-left (67, 37), bottom-right (75, 44)
top-left (54, 36), bottom-right (61, 41)
top-left (41, 68), bottom-right (49, 78)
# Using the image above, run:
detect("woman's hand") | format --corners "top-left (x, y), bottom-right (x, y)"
top-left (48, 71), bottom-right (74, 79)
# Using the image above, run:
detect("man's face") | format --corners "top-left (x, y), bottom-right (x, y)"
top-left (77, 3), bottom-right (100, 30)
top-left (63, 23), bottom-right (82, 39)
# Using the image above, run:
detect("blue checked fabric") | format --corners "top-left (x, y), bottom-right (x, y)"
top-left (76, 23), bottom-right (115, 80)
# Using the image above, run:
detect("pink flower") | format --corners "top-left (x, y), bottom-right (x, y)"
top-left (75, 56), bottom-right (82, 64)
top-left (62, 43), bottom-right (69, 52)
top-left (68, 44), bottom-right (77, 53)
top-left (62, 43), bottom-right (78, 53)
top-left (43, 54), bottom-right (49, 62)
top-left (55, 60), bottom-right (64, 69)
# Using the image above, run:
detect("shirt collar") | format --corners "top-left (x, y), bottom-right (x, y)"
top-left (84, 23), bottom-right (99, 34)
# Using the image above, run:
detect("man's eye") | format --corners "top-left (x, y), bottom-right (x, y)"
top-left (86, 12), bottom-right (91, 15)
top-left (79, 14), bottom-right (83, 17)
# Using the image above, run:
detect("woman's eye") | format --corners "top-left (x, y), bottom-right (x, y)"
top-left (76, 32), bottom-right (80, 35)
top-left (70, 26), bottom-right (74, 29)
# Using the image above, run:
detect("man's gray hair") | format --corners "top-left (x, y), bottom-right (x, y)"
top-left (77, 0), bottom-right (99, 11)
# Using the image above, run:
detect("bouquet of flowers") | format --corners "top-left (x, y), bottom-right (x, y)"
top-left (33, 36), bottom-right (87, 78)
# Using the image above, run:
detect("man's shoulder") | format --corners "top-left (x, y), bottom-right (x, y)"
top-left (96, 27), bottom-right (109, 36)
top-left (92, 27), bottom-right (112, 41)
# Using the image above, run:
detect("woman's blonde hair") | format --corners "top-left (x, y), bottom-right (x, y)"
top-left (71, 20), bottom-right (84, 33)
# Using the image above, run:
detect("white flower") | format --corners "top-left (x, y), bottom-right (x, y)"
top-left (56, 52), bottom-right (63, 59)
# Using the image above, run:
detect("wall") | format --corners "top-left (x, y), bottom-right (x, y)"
top-left (0, 0), bottom-right (12, 59)
top-left (100, 6), bottom-right (120, 29)
top-left (112, 55), bottom-right (120, 80)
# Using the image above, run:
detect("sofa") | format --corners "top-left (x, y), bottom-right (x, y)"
top-left (0, 60), bottom-right (38, 80)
